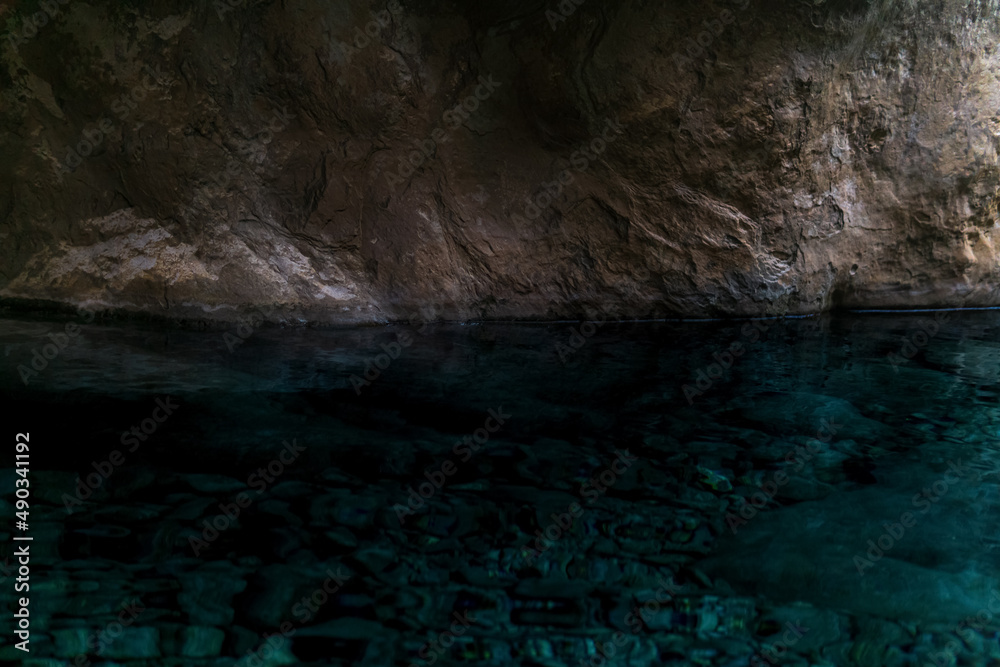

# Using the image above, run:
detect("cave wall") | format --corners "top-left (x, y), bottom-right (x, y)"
top-left (2, 0), bottom-right (1000, 323)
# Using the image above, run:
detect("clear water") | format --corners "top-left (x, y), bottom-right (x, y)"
top-left (2, 311), bottom-right (1000, 666)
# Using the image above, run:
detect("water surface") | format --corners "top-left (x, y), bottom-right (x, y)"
top-left (2, 311), bottom-right (1000, 666)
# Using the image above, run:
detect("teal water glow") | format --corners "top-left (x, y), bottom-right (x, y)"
top-left (1, 311), bottom-right (999, 665)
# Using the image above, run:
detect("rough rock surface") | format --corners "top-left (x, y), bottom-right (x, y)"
top-left (2, 0), bottom-right (1000, 324)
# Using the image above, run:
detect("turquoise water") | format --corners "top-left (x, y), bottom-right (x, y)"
top-left (2, 311), bottom-right (1000, 665)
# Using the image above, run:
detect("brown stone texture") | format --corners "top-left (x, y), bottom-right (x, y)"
top-left (2, 0), bottom-right (999, 323)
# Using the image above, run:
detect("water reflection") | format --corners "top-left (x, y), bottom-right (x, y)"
top-left (2, 311), bottom-right (1000, 664)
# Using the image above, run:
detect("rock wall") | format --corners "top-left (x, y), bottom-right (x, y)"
top-left (2, 0), bottom-right (1000, 323)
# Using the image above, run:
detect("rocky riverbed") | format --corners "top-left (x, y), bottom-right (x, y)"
top-left (3, 311), bottom-right (1000, 665)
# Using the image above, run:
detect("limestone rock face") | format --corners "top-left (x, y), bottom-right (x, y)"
top-left (2, 0), bottom-right (1000, 323)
